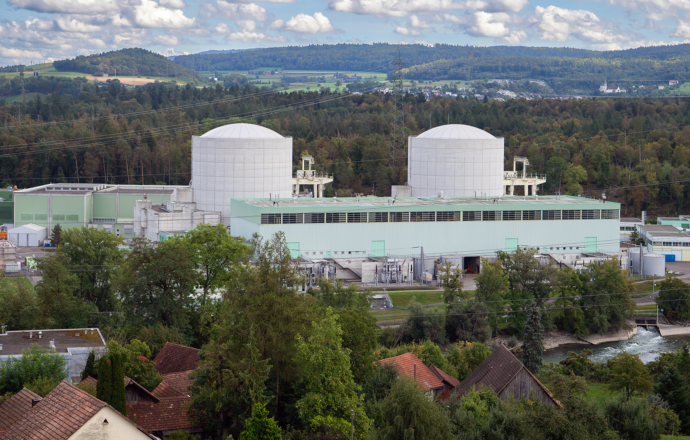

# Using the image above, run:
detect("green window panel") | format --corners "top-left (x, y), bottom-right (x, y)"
top-left (34, 214), bottom-right (47, 221)
top-left (66, 214), bottom-right (79, 222)
top-left (683, 223), bottom-right (690, 229)
top-left (505, 238), bottom-right (518, 253)
top-left (21, 214), bottom-right (33, 220)
top-left (584, 237), bottom-right (597, 253)
top-left (371, 240), bottom-right (385, 257)
top-left (53, 214), bottom-right (65, 221)
top-left (287, 242), bottom-right (300, 259)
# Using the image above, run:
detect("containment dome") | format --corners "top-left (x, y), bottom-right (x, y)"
top-left (408, 124), bottom-right (504, 198)
top-left (192, 123), bottom-right (293, 225)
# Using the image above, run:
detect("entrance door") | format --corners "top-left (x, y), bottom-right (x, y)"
top-left (287, 242), bottom-right (300, 259)
top-left (584, 237), bottom-right (597, 253)
top-left (371, 241), bottom-right (385, 257)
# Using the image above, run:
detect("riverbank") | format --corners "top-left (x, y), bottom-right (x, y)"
top-left (658, 324), bottom-right (690, 337)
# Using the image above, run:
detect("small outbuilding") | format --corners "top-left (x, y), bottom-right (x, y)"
top-left (7, 223), bottom-right (47, 247)
top-left (440, 345), bottom-right (561, 407)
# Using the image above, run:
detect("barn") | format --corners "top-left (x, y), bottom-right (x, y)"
top-left (440, 345), bottom-right (561, 407)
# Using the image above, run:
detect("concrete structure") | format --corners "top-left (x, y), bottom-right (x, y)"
top-left (639, 224), bottom-right (690, 261)
top-left (0, 328), bottom-right (106, 383)
top-left (658, 215), bottom-right (690, 229)
top-left (7, 223), bottom-right (46, 247)
top-left (134, 199), bottom-right (221, 242)
top-left (231, 195), bottom-right (620, 262)
top-left (407, 124), bottom-right (504, 198)
top-left (192, 123), bottom-right (293, 224)
top-left (503, 156), bottom-right (546, 196)
top-left (12, 184), bottom-right (189, 243)
top-left (620, 217), bottom-right (643, 241)
top-left (630, 248), bottom-right (666, 277)
top-left (291, 154), bottom-right (333, 198)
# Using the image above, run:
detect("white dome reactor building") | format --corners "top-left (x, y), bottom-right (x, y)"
top-left (407, 124), bottom-right (504, 197)
top-left (192, 123), bottom-right (293, 224)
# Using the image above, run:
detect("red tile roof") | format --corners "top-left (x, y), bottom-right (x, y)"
top-left (127, 396), bottom-right (197, 432)
top-left (0, 388), bottom-right (41, 435)
top-left (429, 365), bottom-right (460, 388)
top-left (78, 376), bottom-right (97, 388)
top-left (151, 381), bottom-right (186, 399)
top-left (164, 370), bottom-right (194, 395)
top-left (378, 352), bottom-right (445, 390)
top-left (153, 343), bottom-right (200, 375)
top-left (77, 376), bottom-right (159, 403)
top-left (0, 381), bottom-right (155, 440)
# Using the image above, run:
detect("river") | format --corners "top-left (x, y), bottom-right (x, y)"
top-left (543, 326), bottom-right (690, 365)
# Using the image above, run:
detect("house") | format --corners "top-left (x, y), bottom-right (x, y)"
top-left (439, 345), bottom-right (561, 407)
top-left (152, 370), bottom-right (195, 397)
top-left (659, 85), bottom-right (665, 90)
top-left (0, 388), bottom-right (40, 436)
top-left (378, 352), bottom-right (459, 396)
top-left (670, 80), bottom-right (679, 85)
top-left (80, 376), bottom-right (159, 403)
top-left (0, 328), bottom-right (106, 383)
top-left (153, 343), bottom-right (200, 375)
top-left (0, 381), bottom-right (154, 439)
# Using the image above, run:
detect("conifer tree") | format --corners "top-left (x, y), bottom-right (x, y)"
top-left (80, 351), bottom-right (96, 381)
top-left (96, 355), bottom-right (113, 404)
top-left (110, 352), bottom-right (127, 416)
top-left (239, 403), bottom-right (282, 440)
top-left (522, 301), bottom-right (543, 373)
top-left (654, 366), bottom-right (690, 434)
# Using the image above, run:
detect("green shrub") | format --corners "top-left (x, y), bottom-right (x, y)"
top-left (25, 376), bottom-right (60, 397)
top-left (0, 344), bottom-right (68, 394)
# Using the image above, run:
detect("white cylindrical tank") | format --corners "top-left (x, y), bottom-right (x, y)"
top-left (192, 123), bottom-right (293, 224)
top-left (643, 253), bottom-right (665, 277)
top-left (629, 248), bottom-right (641, 274)
top-left (408, 124), bottom-right (504, 197)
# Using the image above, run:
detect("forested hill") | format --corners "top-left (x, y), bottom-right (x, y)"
top-left (171, 43), bottom-right (690, 74)
top-left (53, 48), bottom-right (197, 78)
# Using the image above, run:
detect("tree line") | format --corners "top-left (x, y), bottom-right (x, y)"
top-left (53, 48), bottom-right (197, 78)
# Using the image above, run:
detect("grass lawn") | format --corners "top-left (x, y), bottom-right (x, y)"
top-left (387, 291), bottom-right (445, 307)
top-left (585, 383), bottom-right (610, 409)
top-left (0, 276), bottom-right (33, 291)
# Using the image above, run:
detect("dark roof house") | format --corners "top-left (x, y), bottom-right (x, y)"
top-left (440, 345), bottom-right (561, 407)
top-left (153, 343), bottom-right (200, 375)
top-left (0, 388), bottom-right (40, 436)
top-left (378, 352), bottom-right (457, 395)
top-left (0, 381), bottom-right (154, 440)
top-left (127, 396), bottom-right (200, 437)
top-left (152, 370), bottom-right (194, 398)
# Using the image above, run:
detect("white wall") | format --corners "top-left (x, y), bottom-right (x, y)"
top-left (408, 136), bottom-right (504, 198)
top-left (69, 407), bottom-right (151, 440)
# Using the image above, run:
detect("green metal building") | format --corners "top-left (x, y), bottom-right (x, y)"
top-left (231, 195), bottom-right (621, 263)
top-left (658, 215), bottom-right (690, 229)
top-left (12, 183), bottom-right (188, 240)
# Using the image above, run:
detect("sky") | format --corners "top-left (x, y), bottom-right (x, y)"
top-left (2, 0), bottom-right (690, 66)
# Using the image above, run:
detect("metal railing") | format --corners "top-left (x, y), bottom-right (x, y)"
top-left (504, 172), bottom-right (547, 180)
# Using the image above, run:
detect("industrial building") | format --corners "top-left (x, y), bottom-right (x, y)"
top-left (658, 215), bottom-right (690, 229)
top-left (638, 224), bottom-right (690, 262)
top-left (2, 122), bottom-right (630, 283)
top-left (620, 217), bottom-right (643, 241)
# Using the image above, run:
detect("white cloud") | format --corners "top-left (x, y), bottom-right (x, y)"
top-left (671, 20), bottom-right (690, 38)
top-left (153, 34), bottom-right (179, 45)
top-left (409, 15), bottom-right (430, 28)
top-left (0, 47), bottom-right (44, 63)
top-left (395, 26), bottom-right (421, 35)
top-left (503, 29), bottom-right (526, 43)
top-left (603, 0), bottom-right (690, 21)
top-left (328, 0), bottom-right (526, 17)
top-left (531, 5), bottom-right (630, 49)
top-left (159, 0), bottom-right (186, 8)
top-left (467, 11), bottom-right (510, 37)
top-left (133, 0), bottom-right (195, 28)
top-left (271, 12), bottom-right (336, 33)
top-left (213, 1), bottom-right (268, 21)
top-left (229, 30), bottom-right (287, 42)
top-left (55, 17), bottom-right (101, 32)
top-left (7, 0), bottom-right (118, 14)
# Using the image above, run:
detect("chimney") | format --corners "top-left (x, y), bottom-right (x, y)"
top-left (49, 340), bottom-right (55, 351)
top-left (642, 211), bottom-right (646, 224)
top-left (38, 331), bottom-right (42, 339)
top-left (31, 398), bottom-right (41, 407)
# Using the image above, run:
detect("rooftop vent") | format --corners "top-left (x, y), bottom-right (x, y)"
top-left (31, 398), bottom-right (41, 407)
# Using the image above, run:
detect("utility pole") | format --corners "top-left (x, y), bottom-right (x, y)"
top-left (389, 46), bottom-right (405, 167)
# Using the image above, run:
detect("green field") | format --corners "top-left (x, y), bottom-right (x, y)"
top-left (0, 63), bottom-right (197, 85)
top-left (387, 291), bottom-right (445, 307)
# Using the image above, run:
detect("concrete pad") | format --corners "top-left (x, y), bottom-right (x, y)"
top-left (581, 322), bottom-right (637, 345)
top-left (658, 324), bottom-right (690, 337)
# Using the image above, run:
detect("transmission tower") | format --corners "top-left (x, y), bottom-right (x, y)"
top-left (389, 46), bottom-right (406, 166)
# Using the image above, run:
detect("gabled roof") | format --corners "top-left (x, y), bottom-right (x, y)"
top-left (151, 370), bottom-right (194, 398)
top-left (151, 381), bottom-right (186, 399)
top-left (453, 345), bottom-right (561, 407)
top-left (153, 343), bottom-right (200, 375)
top-left (429, 365), bottom-right (460, 388)
top-left (378, 352), bottom-right (445, 390)
top-left (79, 376), bottom-right (159, 403)
top-left (0, 388), bottom-right (40, 435)
top-left (0, 381), bottom-right (155, 440)
top-left (127, 396), bottom-right (196, 432)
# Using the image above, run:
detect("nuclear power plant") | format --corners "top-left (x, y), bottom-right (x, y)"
top-left (7, 122), bottom-right (632, 282)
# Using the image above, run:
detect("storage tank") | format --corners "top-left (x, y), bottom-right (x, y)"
top-left (192, 123), bottom-right (293, 224)
top-left (643, 253), bottom-right (665, 277)
top-left (408, 124), bottom-right (504, 197)
top-left (629, 248), bottom-right (641, 274)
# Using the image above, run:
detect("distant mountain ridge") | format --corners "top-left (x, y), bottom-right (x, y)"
top-left (171, 43), bottom-right (690, 74)
top-left (54, 48), bottom-right (197, 78)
